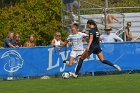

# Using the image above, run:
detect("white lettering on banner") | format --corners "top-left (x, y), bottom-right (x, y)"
top-left (59, 50), bottom-right (70, 72)
top-left (60, 63), bottom-right (66, 72)
top-left (47, 47), bottom-right (71, 71)
top-left (47, 48), bottom-right (59, 70)
top-left (1, 50), bottom-right (24, 73)
top-left (47, 47), bottom-right (100, 71)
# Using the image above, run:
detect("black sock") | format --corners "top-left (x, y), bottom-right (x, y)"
top-left (102, 60), bottom-right (115, 67)
top-left (75, 58), bottom-right (83, 75)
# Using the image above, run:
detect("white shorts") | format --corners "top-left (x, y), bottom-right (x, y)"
top-left (70, 50), bottom-right (84, 58)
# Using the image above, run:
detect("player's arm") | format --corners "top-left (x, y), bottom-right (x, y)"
top-left (86, 34), bottom-right (93, 51)
top-left (65, 36), bottom-right (72, 47)
top-left (81, 32), bottom-right (88, 37)
top-left (63, 40), bottom-right (69, 47)
top-left (66, 39), bottom-right (72, 46)
top-left (99, 37), bottom-right (103, 42)
top-left (80, 32), bottom-right (89, 42)
top-left (99, 35), bottom-right (103, 42)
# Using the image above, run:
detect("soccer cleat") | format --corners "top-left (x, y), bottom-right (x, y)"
top-left (68, 72), bottom-right (73, 77)
top-left (114, 65), bottom-right (122, 71)
top-left (71, 73), bottom-right (78, 78)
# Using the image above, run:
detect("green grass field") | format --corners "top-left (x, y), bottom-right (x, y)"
top-left (0, 74), bottom-right (140, 93)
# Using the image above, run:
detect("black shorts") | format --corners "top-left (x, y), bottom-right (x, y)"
top-left (89, 45), bottom-right (102, 54)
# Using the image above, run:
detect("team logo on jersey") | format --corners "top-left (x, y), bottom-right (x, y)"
top-left (1, 50), bottom-right (24, 73)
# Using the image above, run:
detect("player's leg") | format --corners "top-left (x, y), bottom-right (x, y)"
top-left (68, 51), bottom-right (83, 67)
top-left (97, 52), bottom-right (121, 71)
top-left (81, 50), bottom-right (92, 60)
top-left (76, 55), bottom-right (81, 64)
top-left (76, 50), bottom-right (85, 64)
top-left (97, 51), bottom-right (112, 65)
top-left (63, 51), bottom-right (76, 66)
top-left (74, 50), bottom-right (92, 76)
top-left (68, 56), bottom-right (75, 66)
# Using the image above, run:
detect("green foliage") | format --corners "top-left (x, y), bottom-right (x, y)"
top-left (0, 0), bottom-right (68, 47)
top-left (80, 0), bottom-right (140, 14)
top-left (0, 0), bottom-right (140, 47)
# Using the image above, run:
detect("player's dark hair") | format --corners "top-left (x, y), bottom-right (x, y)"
top-left (87, 20), bottom-right (99, 32)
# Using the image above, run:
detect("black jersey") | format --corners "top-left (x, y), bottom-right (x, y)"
top-left (89, 28), bottom-right (102, 54)
top-left (89, 28), bottom-right (100, 45)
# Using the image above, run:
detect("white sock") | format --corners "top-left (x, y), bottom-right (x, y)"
top-left (65, 61), bottom-right (69, 65)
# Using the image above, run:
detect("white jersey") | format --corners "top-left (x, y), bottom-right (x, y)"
top-left (54, 39), bottom-right (61, 46)
top-left (67, 32), bottom-right (87, 51)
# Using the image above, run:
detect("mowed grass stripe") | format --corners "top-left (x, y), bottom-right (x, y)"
top-left (0, 74), bottom-right (140, 93)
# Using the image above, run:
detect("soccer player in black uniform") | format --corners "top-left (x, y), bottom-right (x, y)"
top-left (72, 20), bottom-right (121, 78)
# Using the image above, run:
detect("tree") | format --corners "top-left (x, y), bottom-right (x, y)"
top-left (0, 0), bottom-right (67, 47)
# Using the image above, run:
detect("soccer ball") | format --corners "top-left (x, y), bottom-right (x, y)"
top-left (62, 72), bottom-right (70, 79)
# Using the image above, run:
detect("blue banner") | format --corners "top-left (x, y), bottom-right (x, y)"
top-left (0, 42), bottom-right (140, 77)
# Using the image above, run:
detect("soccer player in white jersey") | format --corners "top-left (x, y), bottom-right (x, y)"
top-left (63, 23), bottom-right (88, 67)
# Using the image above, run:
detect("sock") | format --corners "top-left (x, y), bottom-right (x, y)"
top-left (65, 61), bottom-right (69, 65)
top-left (102, 60), bottom-right (115, 67)
top-left (75, 58), bottom-right (83, 75)
top-left (63, 60), bottom-right (69, 65)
